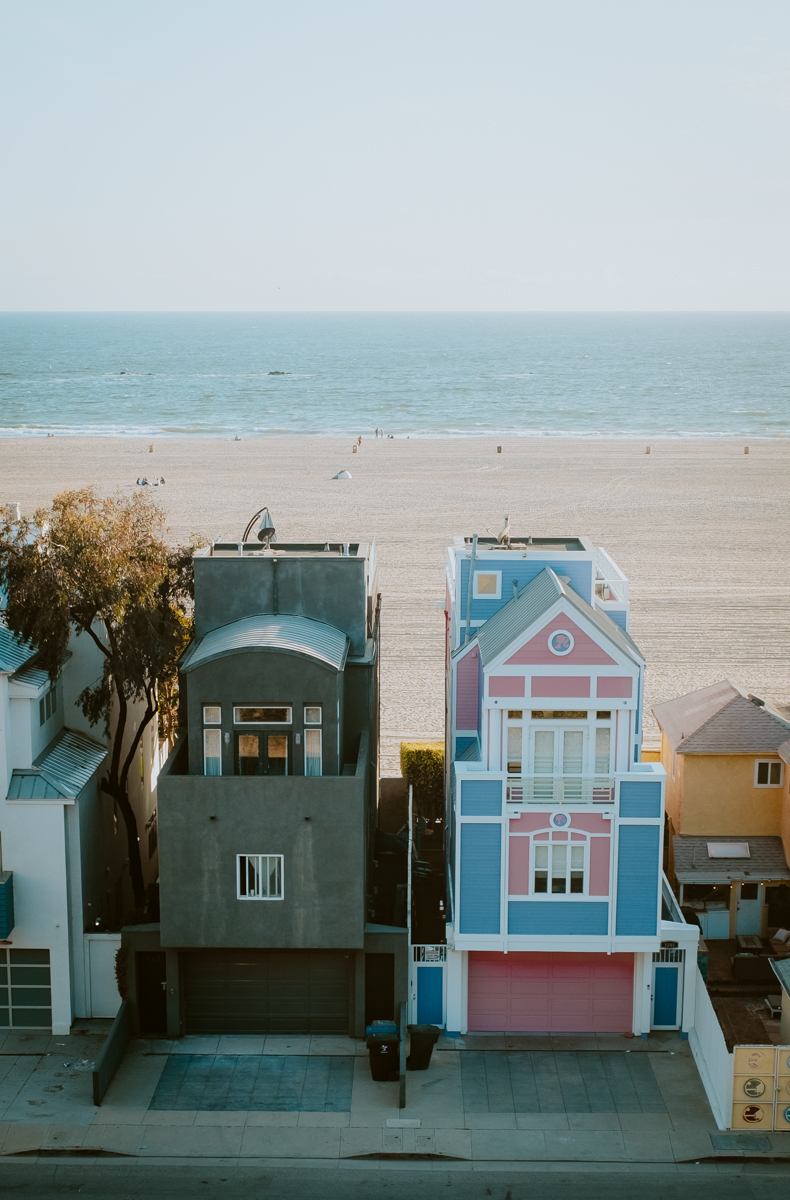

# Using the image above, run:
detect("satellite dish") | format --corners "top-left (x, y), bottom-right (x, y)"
top-left (333, 470), bottom-right (352, 480)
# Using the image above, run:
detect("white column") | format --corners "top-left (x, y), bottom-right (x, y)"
top-left (445, 947), bottom-right (464, 1035)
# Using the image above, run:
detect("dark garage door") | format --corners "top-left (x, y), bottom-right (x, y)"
top-left (183, 950), bottom-right (350, 1035)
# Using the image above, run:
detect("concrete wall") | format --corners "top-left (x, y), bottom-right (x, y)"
top-left (194, 555), bottom-right (368, 653)
top-left (677, 754), bottom-right (783, 836)
top-left (186, 651), bottom-right (343, 778)
top-left (158, 770), bottom-right (367, 949)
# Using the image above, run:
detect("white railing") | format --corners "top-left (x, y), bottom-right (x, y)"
top-left (506, 775), bottom-right (615, 805)
top-left (595, 547), bottom-right (630, 603)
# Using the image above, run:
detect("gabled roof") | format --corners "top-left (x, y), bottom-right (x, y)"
top-left (34, 728), bottom-right (107, 798)
top-left (653, 681), bottom-right (790, 754)
top-left (180, 613), bottom-right (349, 674)
top-left (0, 624), bottom-right (36, 675)
top-left (673, 835), bottom-right (790, 883)
top-left (460, 567), bottom-right (642, 667)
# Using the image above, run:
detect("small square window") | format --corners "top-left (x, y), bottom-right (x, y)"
top-left (755, 759), bottom-right (783, 788)
top-left (304, 706), bottom-right (322, 725)
top-left (203, 705), bottom-right (221, 724)
top-left (237, 854), bottom-right (283, 900)
top-left (473, 572), bottom-right (501, 599)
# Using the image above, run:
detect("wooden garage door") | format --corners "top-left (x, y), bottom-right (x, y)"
top-left (183, 950), bottom-right (350, 1035)
top-left (468, 952), bottom-right (634, 1033)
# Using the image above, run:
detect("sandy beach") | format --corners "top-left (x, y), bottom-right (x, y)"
top-left (2, 435), bottom-right (789, 771)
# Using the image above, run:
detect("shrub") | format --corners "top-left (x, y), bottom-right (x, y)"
top-left (400, 741), bottom-right (444, 821)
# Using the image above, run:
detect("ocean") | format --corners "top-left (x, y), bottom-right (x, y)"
top-left (1, 312), bottom-right (788, 439)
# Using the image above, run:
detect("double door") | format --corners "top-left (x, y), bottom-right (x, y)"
top-left (235, 731), bottom-right (289, 775)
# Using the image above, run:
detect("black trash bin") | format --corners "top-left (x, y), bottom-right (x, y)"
top-left (365, 1020), bottom-right (400, 1082)
top-left (406, 1024), bottom-right (441, 1071)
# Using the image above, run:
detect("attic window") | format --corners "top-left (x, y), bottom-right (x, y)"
top-left (473, 572), bottom-right (501, 599)
top-left (707, 842), bottom-right (750, 859)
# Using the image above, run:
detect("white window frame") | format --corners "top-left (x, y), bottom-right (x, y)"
top-left (203, 705), bottom-right (221, 724)
top-left (304, 705), bottom-right (322, 725)
top-left (237, 854), bottom-right (284, 900)
top-left (304, 727), bottom-right (322, 776)
top-left (754, 759), bottom-right (783, 788)
top-left (233, 706), bottom-right (292, 725)
top-left (203, 728), bottom-right (222, 776)
top-left (532, 839), bottom-right (587, 896)
top-left (473, 571), bottom-right (501, 600)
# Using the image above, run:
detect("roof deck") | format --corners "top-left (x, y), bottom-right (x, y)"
top-left (199, 542), bottom-right (368, 558)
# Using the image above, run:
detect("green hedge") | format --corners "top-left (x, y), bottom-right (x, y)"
top-left (400, 741), bottom-right (444, 819)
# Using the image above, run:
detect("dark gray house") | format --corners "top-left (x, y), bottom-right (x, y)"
top-left (130, 538), bottom-right (405, 1038)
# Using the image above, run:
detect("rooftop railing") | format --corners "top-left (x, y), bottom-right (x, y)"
top-left (505, 775), bottom-right (615, 806)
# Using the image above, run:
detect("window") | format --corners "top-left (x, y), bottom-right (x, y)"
top-left (473, 572), bottom-right (501, 599)
top-left (304, 728), bottom-right (322, 776)
top-left (507, 710), bottom-right (523, 719)
top-left (237, 854), bottom-right (283, 900)
top-left (755, 759), bottom-right (783, 787)
top-left (203, 705), bottom-right (221, 724)
top-left (531, 711), bottom-right (588, 719)
top-left (595, 727), bottom-right (611, 774)
top-left (39, 687), bottom-right (57, 726)
top-left (304, 706), bottom-right (322, 725)
top-left (233, 706), bottom-right (292, 725)
top-left (507, 726), bottom-right (522, 774)
top-left (534, 843), bottom-right (585, 894)
top-left (203, 728), bottom-right (222, 776)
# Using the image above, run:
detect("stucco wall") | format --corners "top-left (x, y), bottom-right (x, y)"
top-left (660, 733), bottom-right (683, 832)
top-left (186, 652), bottom-right (343, 778)
top-left (678, 754), bottom-right (783, 836)
top-left (158, 772), bottom-right (367, 949)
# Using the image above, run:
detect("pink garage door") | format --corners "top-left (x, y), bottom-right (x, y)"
top-left (468, 952), bottom-right (634, 1033)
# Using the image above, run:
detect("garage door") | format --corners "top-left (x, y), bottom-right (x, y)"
top-left (183, 950), bottom-right (350, 1035)
top-left (468, 952), bottom-right (634, 1033)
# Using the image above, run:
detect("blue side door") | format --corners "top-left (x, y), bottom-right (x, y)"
top-left (652, 964), bottom-right (680, 1028)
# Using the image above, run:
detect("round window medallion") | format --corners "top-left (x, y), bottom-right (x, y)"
top-left (550, 811), bottom-right (570, 829)
top-left (548, 629), bottom-right (574, 656)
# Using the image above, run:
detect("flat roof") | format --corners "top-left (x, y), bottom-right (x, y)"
top-left (457, 536), bottom-right (590, 553)
top-left (198, 541), bottom-right (368, 559)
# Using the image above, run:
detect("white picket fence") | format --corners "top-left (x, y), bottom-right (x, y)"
top-left (688, 966), bottom-right (732, 1129)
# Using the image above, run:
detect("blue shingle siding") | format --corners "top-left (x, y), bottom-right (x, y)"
top-left (607, 610), bottom-right (627, 630)
top-left (460, 824), bottom-right (502, 934)
top-left (619, 781), bottom-right (662, 818)
top-left (460, 559), bottom-right (593, 623)
top-left (507, 900), bottom-right (609, 936)
top-left (460, 779), bottom-right (502, 817)
top-left (0, 873), bottom-right (15, 939)
top-left (615, 825), bottom-right (660, 936)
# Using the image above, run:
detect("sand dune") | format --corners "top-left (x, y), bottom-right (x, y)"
top-left (2, 435), bottom-right (789, 771)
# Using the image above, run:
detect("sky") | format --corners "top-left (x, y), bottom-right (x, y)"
top-left (0, 1), bottom-right (789, 312)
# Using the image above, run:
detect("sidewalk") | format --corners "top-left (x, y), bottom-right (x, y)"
top-left (1, 1028), bottom-right (789, 1166)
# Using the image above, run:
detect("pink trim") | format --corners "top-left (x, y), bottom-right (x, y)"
top-left (596, 676), bottom-right (633, 698)
top-left (508, 837), bottom-right (530, 894)
top-left (531, 676), bottom-right (590, 697)
top-left (509, 812), bottom-right (550, 832)
top-left (506, 615), bottom-right (618, 667)
top-left (589, 837), bottom-right (610, 896)
top-left (570, 813), bottom-right (610, 833)
top-left (489, 675), bottom-right (526, 698)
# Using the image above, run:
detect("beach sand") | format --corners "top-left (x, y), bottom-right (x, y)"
top-left (2, 435), bottom-right (789, 771)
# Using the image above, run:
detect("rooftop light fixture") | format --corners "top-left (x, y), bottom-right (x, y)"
top-left (242, 507), bottom-right (276, 547)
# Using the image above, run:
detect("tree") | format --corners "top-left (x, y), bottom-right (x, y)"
top-left (0, 489), bottom-right (195, 913)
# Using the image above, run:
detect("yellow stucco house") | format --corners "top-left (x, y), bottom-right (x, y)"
top-left (653, 681), bottom-right (790, 940)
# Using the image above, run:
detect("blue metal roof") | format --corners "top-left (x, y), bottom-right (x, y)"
top-left (180, 613), bottom-right (349, 674)
top-left (11, 662), bottom-right (50, 690)
top-left (0, 624), bottom-right (36, 674)
top-left (7, 772), bottom-right (65, 800)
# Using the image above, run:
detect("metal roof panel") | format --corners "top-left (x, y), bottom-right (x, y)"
top-left (180, 613), bottom-right (349, 674)
top-left (0, 625), bottom-right (36, 674)
top-left (34, 728), bottom-right (107, 798)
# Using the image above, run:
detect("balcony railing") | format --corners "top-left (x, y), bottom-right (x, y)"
top-left (505, 775), bottom-right (615, 805)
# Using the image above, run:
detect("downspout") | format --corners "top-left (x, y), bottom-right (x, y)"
top-left (464, 534), bottom-right (478, 646)
top-left (271, 556), bottom-right (278, 614)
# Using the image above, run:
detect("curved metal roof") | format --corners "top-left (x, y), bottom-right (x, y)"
top-left (180, 613), bottom-right (348, 674)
